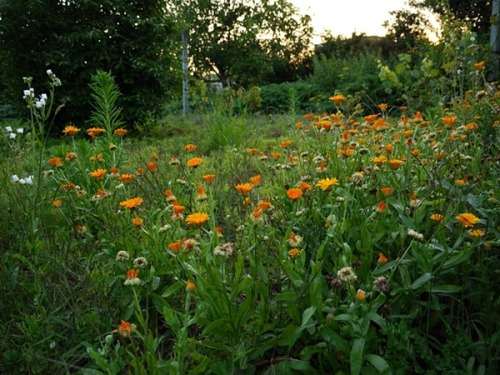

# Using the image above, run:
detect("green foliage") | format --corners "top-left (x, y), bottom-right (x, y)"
top-left (0, 0), bottom-right (180, 129)
top-left (170, 0), bottom-right (313, 87)
top-left (260, 81), bottom-right (320, 114)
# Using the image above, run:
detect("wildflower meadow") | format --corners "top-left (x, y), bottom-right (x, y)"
top-left (1, 62), bottom-right (499, 374)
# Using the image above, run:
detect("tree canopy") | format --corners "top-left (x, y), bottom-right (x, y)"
top-left (171, 0), bottom-right (314, 87)
top-left (0, 0), bottom-right (180, 127)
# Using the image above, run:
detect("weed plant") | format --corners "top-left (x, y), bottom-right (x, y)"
top-left (0, 66), bottom-right (499, 374)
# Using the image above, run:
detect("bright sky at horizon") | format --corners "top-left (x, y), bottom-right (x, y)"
top-left (289, 0), bottom-right (409, 42)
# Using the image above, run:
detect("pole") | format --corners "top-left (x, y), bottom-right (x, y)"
top-left (490, 0), bottom-right (500, 81)
top-left (182, 29), bottom-right (189, 115)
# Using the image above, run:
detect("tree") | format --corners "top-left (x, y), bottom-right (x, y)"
top-left (0, 0), bottom-right (180, 128)
top-left (171, 0), bottom-right (314, 87)
top-left (383, 7), bottom-right (435, 51)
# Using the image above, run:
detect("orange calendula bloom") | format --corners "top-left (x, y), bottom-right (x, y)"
top-left (378, 103), bottom-right (388, 111)
top-left (287, 188), bottom-right (302, 201)
top-left (61, 183), bottom-right (76, 190)
top-left (279, 140), bottom-right (293, 148)
top-left (257, 200), bottom-right (272, 210)
top-left (316, 178), bottom-right (339, 191)
top-left (376, 201), bottom-right (387, 213)
top-left (202, 174), bottom-right (216, 183)
top-left (371, 155), bottom-right (388, 164)
top-left (468, 229), bottom-right (485, 237)
top-left (113, 128), bottom-right (128, 136)
top-left (378, 253), bottom-right (388, 265)
top-left (52, 199), bottom-right (63, 207)
top-left (169, 241), bottom-right (182, 252)
top-left (196, 185), bottom-right (208, 200)
top-left (455, 213), bottom-right (480, 228)
top-left (356, 289), bottom-right (367, 301)
top-left (62, 125), bottom-right (80, 136)
top-left (441, 116), bottom-right (457, 127)
top-left (132, 217), bottom-right (144, 227)
top-left (120, 197), bottom-right (143, 209)
top-left (250, 207), bottom-right (264, 223)
top-left (299, 181), bottom-right (312, 191)
top-left (87, 127), bottom-right (106, 137)
top-left (147, 161), bottom-right (157, 172)
top-left (380, 187), bottom-right (393, 195)
top-left (389, 159), bottom-right (404, 169)
top-left (430, 213), bottom-right (444, 222)
top-left (473, 61), bottom-right (485, 70)
top-left (235, 183), bottom-right (254, 195)
top-left (249, 175), bottom-right (261, 186)
top-left (48, 157), bottom-right (63, 167)
top-left (119, 173), bottom-right (135, 183)
top-left (115, 320), bottom-right (135, 337)
top-left (248, 148), bottom-right (258, 155)
top-left (454, 179), bottom-right (467, 185)
top-left (184, 143), bottom-right (197, 151)
top-left (186, 212), bottom-right (209, 226)
top-left (89, 168), bottom-right (107, 180)
top-left (288, 248), bottom-right (301, 258)
top-left (185, 280), bottom-right (196, 292)
top-left (172, 202), bottom-right (185, 216)
top-left (271, 152), bottom-right (281, 159)
top-left (330, 94), bottom-right (345, 105)
top-left (186, 157), bottom-right (203, 168)
top-left (66, 152), bottom-right (77, 161)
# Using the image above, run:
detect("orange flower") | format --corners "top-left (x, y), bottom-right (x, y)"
top-left (287, 188), bottom-right (302, 201)
top-left (250, 207), bottom-right (264, 222)
top-left (196, 185), bottom-right (207, 200)
top-left (132, 217), bottom-right (144, 227)
top-left (116, 320), bottom-right (135, 337)
top-left (202, 174), bottom-right (216, 183)
top-left (330, 94), bottom-right (345, 105)
top-left (315, 178), bottom-right (339, 191)
top-left (288, 248), bottom-right (301, 258)
top-left (169, 241), bottom-right (182, 252)
top-left (454, 179), bottom-right (467, 185)
top-left (172, 202), bottom-right (185, 216)
top-left (184, 143), bottom-right (197, 151)
top-left (430, 213), bottom-right (444, 223)
top-left (48, 157), bottom-right (63, 167)
top-left (248, 148), bottom-right (258, 155)
top-left (378, 103), bottom-right (388, 111)
top-left (473, 61), bottom-right (485, 70)
top-left (235, 183), bottom-right (254, 195)
top-left (338, 148), bottom-right (355, 157)
top-left (124, 269), bottom-right (141, 286)
top-left (120, 197), bottom-right (143, 209)
top-left (113, 128), bottom-right (128, 136)
top-left (66, 152), bottom-right (77, 161)
top-left (257, 200), bottom-right (272, 210)
top-left (455, 213), bottom-right (480, 228)
top-left (52, 199), bottom-right (63, 207)
top-left (185, 280), bottom-right (196, 292)
top-left (388, 159), bottom-right (404, 169)
top-left (249, 175), bottom-right (261, 186)
top-left (186, 212), bottom-right (209, 226)
top-left (376, 201), bottom-right (387, 213)
top-left (279, 140), bottom-right (293, 148)
top-left (89, 168), bottom-right (107, 180)
top-left (119, 173), bottom-right (135, 183)
top-left (215, 227), bottom-right (223, 237)
top-left (465, 122), bottom-right (478, 131)
top-left (87, 127), bottom-right (106, 137)
top-left (378, 253), bottom-right (388, 265)
top-left (380, 187), bottom-right (393, 195)
top-left (62, 125), bottom-right (80, 136)
top-left (271, 152), bottom-right (281, 159)
top-left (299, 181), bottom-right (312, 191)
top-left (147, 161), bottom-right (157, 172)
top-left (186, 157), bottom-right (203, 168)
top-left (468, 229), bottom-right (485, 237)
top-left (356, 289), bottom-right (366, 301)
top-left (61, 183), bottom-right (76, 190)
top-left (441, 116), bottom-right (457, 127)
top-left (371, 155), bottom-right (387, 164)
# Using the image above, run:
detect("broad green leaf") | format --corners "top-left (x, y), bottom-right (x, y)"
top-left (443, 249), bottom-right (472, 269)
top-left (350, 338), bottom-right (365, 375)
top-left (365, 354), bottom-right (392, 374)
top-left (411, 272), bottom-right (432, 290)
top-left (319, 326), bottom-right (349, 354)
top-left (301, 306), bottom-right (316, 327)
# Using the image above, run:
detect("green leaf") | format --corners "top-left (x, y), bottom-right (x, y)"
top-left (411, 272), bottom-right (432, 290)
top-left (430, 285), bottom-right (462, 293)
top-left (301, 306), bottom-right (316, 327)
top-left (365, 354), bottom-right (392, 374)
top-left (319, 326), bottom-right (349, 354)
top-left (350, 338), bottom-right (365, 375)
top-left (443, 249), bottom-right (472, 269)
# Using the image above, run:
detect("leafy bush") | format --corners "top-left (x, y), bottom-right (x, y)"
top-left (260, 81), bottom-right (321, 114)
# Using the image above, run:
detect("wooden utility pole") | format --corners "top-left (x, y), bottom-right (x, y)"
top-left (182, 29), bottom-right (189, 116)
top-left (491, 0), bottom-right (500, 80)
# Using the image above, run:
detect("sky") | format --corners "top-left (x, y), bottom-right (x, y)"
top-left (289, 0), bottom-right (410, 42)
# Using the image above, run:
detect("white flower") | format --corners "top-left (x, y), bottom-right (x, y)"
top-left (16, 128), bottom-right (24, 134)
top-left (337, 267), bottom-right (358, 283)
top-left (46, 69), bottom-right (53, 75)
top-left (10, 174), bottom-right (20, 183)
top-left (408, 229), bottom-right (424, 241)
top-left (5, 126), bottom-right (12, 132)
top-left (9, 132), bottom-right (16, 139)
top-left (40, 93), bottom-right (48, 100)
top-left (20, 176), bottom-right (34, 185)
